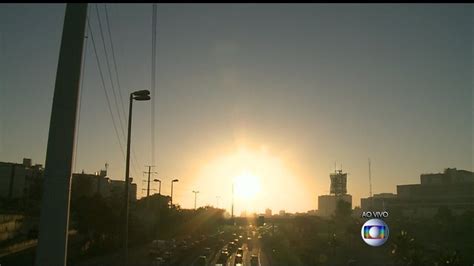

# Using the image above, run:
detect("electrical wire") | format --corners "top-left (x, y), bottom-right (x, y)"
top-left (87, 17), bottom-right (126, 161)
top-left (96, 4), bottom-right (141, 177)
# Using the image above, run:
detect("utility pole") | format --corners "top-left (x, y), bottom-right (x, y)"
top-left (192, 190), bottom-right (199, 209)
top-left (35, 4), bottom-right (88, 266)
top-left (144, 165), bottom-right (156, 197)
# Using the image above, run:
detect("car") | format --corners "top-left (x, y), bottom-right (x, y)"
top-left (203, 247), bottom-right (211, 256)
top-left (234, 253), bottom-right (243, 265)
top-left (228, 241), bottom-right (236, 252)
top-left (194, 255), bottom-right (207, 266)
top-left (250, 255), bottom-right (259, 266)
top-left (220, 250), bottom-right (229, 257)
top-left (216, 252), bottom-right (228, 265)
top-left (237, 247), bottom-right (243, 256)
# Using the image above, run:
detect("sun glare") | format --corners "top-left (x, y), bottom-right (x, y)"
top-left (234, 172), bottom-right (261, 200)
top-left (195, 144), bottom-right (310, 214)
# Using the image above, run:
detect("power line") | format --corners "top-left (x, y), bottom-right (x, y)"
top-left (96, 4), bottom-right (141, 177)
top-left (94, 4), bottom-right (126, 141)
top-left (87, 17), bottom-right (126, 161)
top-left (101, 4), bottom-right (142, 180)
top-left (104, 4), bottom-right (127, 120)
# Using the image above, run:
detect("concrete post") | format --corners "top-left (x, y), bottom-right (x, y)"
top-left (35, 4), bottom-right (88, 266)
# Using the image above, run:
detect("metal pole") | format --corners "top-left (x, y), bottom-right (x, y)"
top-left (146, 165), bottom-right (151, 197)
top-left (123, 93), bottom-right (133, 261)
top-left (35, 4), bottom-right (87, 266)
top-left (158, 180), bottom-right (161, 195)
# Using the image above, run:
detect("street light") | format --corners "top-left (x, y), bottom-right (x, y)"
top-left (123, 89), bottom-right (150, 260)
top-left (170, 179), bottom-right (179, 206)
top-left (153, 179), bottom-right (161, 195)
top-left (192, 190), bottom-right (200, 209)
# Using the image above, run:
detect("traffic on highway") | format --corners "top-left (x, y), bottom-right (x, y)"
top-left (147, 224), bottom-right (270, 266)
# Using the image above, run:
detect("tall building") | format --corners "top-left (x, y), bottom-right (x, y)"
top-left (330, 170), bottom-right (347, 195)
top-left (318, 169), bottom-right (352, 217)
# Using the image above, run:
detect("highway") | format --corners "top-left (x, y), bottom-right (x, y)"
top-left (71, 224), bottom-right (271, 266)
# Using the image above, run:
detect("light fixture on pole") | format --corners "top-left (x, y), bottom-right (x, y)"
top-left (123, 89), bottom-right (150, 261)
top-left (170, 179), bottom-right (179, 206)
top-left (153, 178), bottom-right (161, 194)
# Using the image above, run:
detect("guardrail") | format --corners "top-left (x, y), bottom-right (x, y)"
top-left (0, 239), bottom-right (37, 258)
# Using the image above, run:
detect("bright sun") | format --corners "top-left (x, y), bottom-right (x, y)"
top-left (234, 171), bottom-right (261, 200)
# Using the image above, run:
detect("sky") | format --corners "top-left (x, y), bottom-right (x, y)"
top-left (0, 4), bottom-right (472, 214)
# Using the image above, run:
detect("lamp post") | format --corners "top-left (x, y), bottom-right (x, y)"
top-left (123, 89), bottom-right (150, 261)
top-left (153, 178), bottom-right (161, 195)
top-left (192, 190), bottom-right (199, 209)
top-left (170, 179), bottom-right (179, 206)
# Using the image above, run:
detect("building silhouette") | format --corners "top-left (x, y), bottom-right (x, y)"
top-left (265, 208), bottom-right (272, 217)
top-left (361, 168), bottom-right (474, 218)
top-left (0, 158), bottom-right (43, 199)
top-left (360, 193), bottom-right (397, 211)
top-left (72, 169), bottom-right (137, 201)
top-left (0, 158), bottom-right (138, 202)
top-left (318, 169), bottom-right (352, 217)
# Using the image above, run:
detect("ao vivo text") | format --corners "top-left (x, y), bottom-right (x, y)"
top-left (361, 211), bottom-right (389, 219)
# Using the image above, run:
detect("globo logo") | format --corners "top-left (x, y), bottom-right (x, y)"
top-left (361, 219), bottom-right (389, 247)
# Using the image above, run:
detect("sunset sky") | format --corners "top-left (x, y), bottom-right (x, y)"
top-left (0, 4), bottom-right (472, 214)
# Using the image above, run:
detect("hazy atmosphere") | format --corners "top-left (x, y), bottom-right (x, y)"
top-left (1, 4), bottom-right (472, 214)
